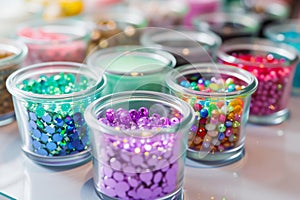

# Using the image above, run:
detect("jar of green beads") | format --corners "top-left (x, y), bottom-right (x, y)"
top-left (166, 63), bottom-right (258, 166)
top-left (6, 62), bottom-right (106, 166)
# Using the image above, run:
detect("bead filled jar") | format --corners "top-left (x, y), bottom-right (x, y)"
top-left (0, 39), bottom-right (27, 126)
top-left (217, 38), bottom-right (299, 125)
top-left (166, 64), bottom-right (257, 166)
top-left (84, 91), bottom-right (195, 200)
top-left (192, 12), bottom-right (260, 41)
top-left (87, 46), bottom-right (176, 95)
top-left (86, 8), bottom-right (147, 54)
top-left (6, 62), bottom-right (106, 166)
top-left (140, 28), bottom-right (221, 67)
top-left (17, 19), bottom-right (90, 65)
top-left (264, 20), bottom-right (300, 95)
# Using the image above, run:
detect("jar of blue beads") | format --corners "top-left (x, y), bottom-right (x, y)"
top-left (84, 91), bottom-right (195, 200)
top-left (264, 20), bottom-right (300, 96)
top-left (166, 63), bottom-right (258, 166)
top-left (6, 62), bottom-right (106, 166)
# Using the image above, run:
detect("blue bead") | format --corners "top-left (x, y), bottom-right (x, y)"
top-left (41, 134), bottom-right (49, 143)
top-left (55, 118), bottom-right (64, 127)
top-left (53, 133), bottom-right (63, 142)
top-left (37, 149), bottom-right (48, 156)
top-left (73, 112), bottom-right (82, 123)
top-left (204, 80), bottom-right (211, 87)
top-left (29, 120), bottom-right (37, 129)
top-left (225, 121), bottom-right (233, 127)
top-left (218, 132), bottom-right (225, 140)
top-left (46, 142), bottom-right (57, 151)
top-left (33, 129), bottom-right (41, 138)
top-left (200, 109), bottom-right (208, 118)
top-left (227, 84), bottom-right (235, 92)
top-left (197, 78), bottom-right (205, 85)
top-left (180, 80), bottom-right (190, 88)
top-left (42, 114), bottom-right (52, 123)
top-left (33, 140), bottom-right (42, 149)
top-left (81, 135), bottom-right (89, 146)
top-left (29, 112), bottom-right (37, 121)
top-left (45, 126), bottom-right (55, 134)
top-left (204, 101), bottom-right (210, 107)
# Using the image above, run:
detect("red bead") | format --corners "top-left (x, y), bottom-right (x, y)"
top-left (197, 127), bottom-right (206, 138)
top-left (193, 103), bottom-right (202, 111)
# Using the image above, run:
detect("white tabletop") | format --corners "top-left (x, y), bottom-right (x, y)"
top-left (1, 97), bottom-right (300, 200)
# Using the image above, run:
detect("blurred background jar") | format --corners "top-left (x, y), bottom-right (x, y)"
top-left (84, 6), bottom-right (147, 54)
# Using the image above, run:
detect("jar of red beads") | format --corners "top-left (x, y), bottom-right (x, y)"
top-left (0, 38), bottom-right (27, 126)
top-left (84, 91), bottom-right (195, 199)
top-left (6, 62), bottom-right (106, 166)
top-left (217, 38), bottom-right (299, 125)
top-left (17, 19), bottom-right (91, 65)
top-left (166, 64), bottom-right (258, 166)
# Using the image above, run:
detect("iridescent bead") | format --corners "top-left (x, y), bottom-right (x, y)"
top-left (119, 110), bottom-right (131, 125)
top-left (200, 109), bottom-right (208, 118)
top-left (138, 107), bottom-right (149, 118)
top-left (106, 108), bottom-right (115, 123)
top-left (170, 117), bottom-right (180, 125)
top-left (159, 117), bottom-right (170, 127)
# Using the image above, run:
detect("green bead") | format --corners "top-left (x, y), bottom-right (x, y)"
top-left (228, 106), bottom-right (234, 112)
top-left (61, 103), bottom-right (71, 112)
top-left (233, 121), bottom-right (240, 128)
top-left (218, 124), bottom-right (226, 132)
top-left (208, 104), bottom-right (218, 114)
top-left (209, 83), bottom-right (219, 91)
top-left (36, 119), bottom-right (44, 129)
top-left (36, 106), bottom-right (45, 118)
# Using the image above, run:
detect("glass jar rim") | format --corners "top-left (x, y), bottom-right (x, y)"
top-left (17, 19), bottom-right (90, 44)
top-left (165, 63), bottom-right (258, 98)
top-left (0, 38), bottom-right (28, 67)
top-left (84, 90), bottom-right (195, 137)
top-left (192, 12), bottom-right (260, 33)
top-left (217, 37), bottom-right (299, 67)
top-left (87, 45), bottom-right (176, 76)
top-left (264, 20), bottom-right (300, 43)
top-left (140, 28), bottom-right (222, 52)
top-left (6, 61), bottom-right (106, 101)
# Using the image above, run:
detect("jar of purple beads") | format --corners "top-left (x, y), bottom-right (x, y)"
top-left (6, 62), bottom-right (106, 166)
top-left (84, 91), bottom-right (195, 200)
top-left (166, 64), bottom-right (257, 166)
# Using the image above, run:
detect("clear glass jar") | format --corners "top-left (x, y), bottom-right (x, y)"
top-left (6, 62), bottom-right (106, 166)
top-left (84, 90), bottom-right (195, 200)
top-left (140, 28), bottom-right (222, 67)
top-left (86, 7), bottom-right (147, 54)
top-left (0, 39), bottom-right (27, 126)
top-left (264, 20), bottom-right (300, 96)
top-left (17, 19), bottom-right (90, 65)
top-left (217, 37), bottom-right (299, 125)
top-left (166, 63), bottom-right (257, 166)
top-left (87, 45), bottom-right (176, 95)
top-left (127, 0), bottom-right (187, 27)
top-left (192, 12), bottom-right (260, 41)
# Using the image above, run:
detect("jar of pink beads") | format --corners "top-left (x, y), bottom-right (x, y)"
top-left (17, 19), bottom-right (90, 65)
top-left (217, 38), bottom-right (299, 125)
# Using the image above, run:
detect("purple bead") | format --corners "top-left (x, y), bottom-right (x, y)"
top-left (138, 107), bottom-right (149, 118)
top-left (140, 172), bottom-right (153, 183)
top-left (128, 177), bottom-right (139, 187)
top-left (110, 158), bottom-right (121, 170)
top-left (140, 188), bottom-right (152, 200)
top-left (102, 186), bottom-right (116, 197)
top-left (103, 166), bottom-right (113, 177)
top-left (104, 178), bottom-right (117, 188)
top-left (153, 171), bottom-right (163, 183)
top-left (129, 109), bottom-right (139, 122)
top-left (113, 172), bottom-right (124, 181)
top-left (131, 155), bottom-right (144, 166)
top-left (152, 187), bottom-right (163, 198)
top-left (170, 117), bottom-right (180, 125)
top-left (99, 118), bottom-right (110, 125)
top-left (114, 181), bottom-right (130, 193)
top-left (137, 117), bottom-right (149, 128)
top-left (159, 117), bottom-right (170, 127)
top-left (127, 190), bottom-right (136, 198)
top-left (118, 110), bottom-right (131, 125)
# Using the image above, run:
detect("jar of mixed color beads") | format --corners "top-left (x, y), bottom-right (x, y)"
top-left (6, 62), bottom-right (106, 166)
top-left (264, 20), bottom-right (300, 96)
top-left (86, 8), bottom-right (147, 54)
top-left (87, 46), bottom-right (176, 95)
top-left (217, 38), bottom-right (299, 125)
top-left (17, 19), bottom-right (91, 65)
top-left (140, 28), bottom-right (221, 67)
top-left (84, 90), bottom-right (195, 199)
top-left (192, 12), bottom-right (260, 41)
top-left (166, 64), bottom-right (258, 166)
top-left (0, 38), bottom-right (27, 126)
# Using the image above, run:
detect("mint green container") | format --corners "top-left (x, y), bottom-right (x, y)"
top-left (86, 46), bottom-right (176, 94)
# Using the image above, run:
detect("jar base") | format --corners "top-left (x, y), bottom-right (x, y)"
top-left (185, 145), bottom-right (245, 168)
top-left (0, 112), bottom-right (15, 126)
top-left (95, 186), bottom-right (184, 200)
top-left (249, 108), bottom-right (289, 125)
top-left (23, 148), bottom-right (91, 167)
